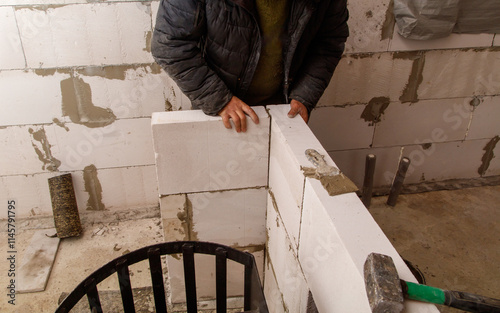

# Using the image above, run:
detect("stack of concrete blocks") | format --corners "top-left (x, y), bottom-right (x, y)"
top-left (308, 0), bottom-right (500, 192)
top-left (0, 1), bottom-right (190, 222)
top-left (151, 107), bottom-right (269, 310)
top-left (152, 105), bottom-right (439, 312)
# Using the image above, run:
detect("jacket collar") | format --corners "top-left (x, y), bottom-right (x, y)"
top-left (229, 0), bottom-right (256, 17)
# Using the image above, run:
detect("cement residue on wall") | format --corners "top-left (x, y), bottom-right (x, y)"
top-left (360, 96), bottom-right (390, 124)
top-left (34, 68), bottom-right (71, 77)
top-left (394, 51), bottom-right (426, 103)
top-left (60, 76), bottom-right (116, 128)
top-left (301, 166), bottom-right (358, 196)
top-left (144, 31), bottom-right (152, 52)
top-left (52, 118), bottom-right (69, 131)
top-left (28, 127), bottom-right (61, 171)
top-left (182, 195), bottom-right (199, 241)
top-left (74, 63), bottom-right (161, 80)
top-left (83, 164), bottom-right (105, 211)
top-left (478, 136), bottom-right (500, 176)
top-left (165, 99), bottom-right (173, 111)
top-left (381, 0), bottom-right (395, 40)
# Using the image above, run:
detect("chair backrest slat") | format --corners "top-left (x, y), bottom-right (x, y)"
top-left (116, 258), bottom-right (136, 313)
top-left (85, 278), bottom-right (103, 313)
top-left (148, 247), bottom-right (168, 313)
top-left (182, 243), bottom-right (197, 313)
top-left (244, 261), bottom-right (253, 311)
top-left (215, 247), bottom-right (227, 313)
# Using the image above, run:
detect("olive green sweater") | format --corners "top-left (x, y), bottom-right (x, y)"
top-left (246, 0), bottom-right (289, 105)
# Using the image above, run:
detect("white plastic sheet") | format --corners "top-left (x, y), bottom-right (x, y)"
top-left (394, 0), bottom-right (500, 40)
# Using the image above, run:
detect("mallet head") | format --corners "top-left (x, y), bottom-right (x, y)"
top-left (364, 253), bottom-right (404, 313)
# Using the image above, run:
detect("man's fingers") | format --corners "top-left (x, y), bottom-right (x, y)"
top-left (300, 109), bottom-right (309, 123)
top-left (243, 106), bottom-right (260, 125)
top-left (231, 112), bottom-right (242, 133)
top-left (238, 111), bottom-right (247, 133)
top-left (288, 100), bottom-right (309, 123)
top-left (221, 114), bottom-right (232, 129)
top-left (287, 107), bottom-right (299, 118)
top-left (218, 97), bottom-right (260, 133)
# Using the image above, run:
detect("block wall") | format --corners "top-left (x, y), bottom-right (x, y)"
top-left (0, 0), bottom-right (190, 220)
top-left (151, 108), bottom-right (269, 304)
top-left (265, 105), bottom-right (439, 312)
top-left (151, 104), bottom-right (442, 311)
top-left (308, 0), bottom-right (500, 192)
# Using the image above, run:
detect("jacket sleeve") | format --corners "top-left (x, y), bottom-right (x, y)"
top-left (289, 0), bottom-right (349, 113)
top-left (151, 0), bottom-right (233, 115)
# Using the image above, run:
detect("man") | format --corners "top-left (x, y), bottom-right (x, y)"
top-left (152, 0), bottom-right (348, 132)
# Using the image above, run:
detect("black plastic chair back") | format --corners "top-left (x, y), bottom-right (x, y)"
top-left (55, 241), bottom-right (269, 313)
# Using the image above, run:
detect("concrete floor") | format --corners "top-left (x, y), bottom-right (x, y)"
top-left (0, 218), bottom-right (165, 313)
top-left (369, 185), bottom-right (500, 313)
top-left (1, 185), bottom-right (498, 313)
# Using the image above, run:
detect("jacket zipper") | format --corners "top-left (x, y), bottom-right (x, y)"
top-left (231, 1), bottom-right (261, 94)
top-left (283, 0), bottom-right (316, 103)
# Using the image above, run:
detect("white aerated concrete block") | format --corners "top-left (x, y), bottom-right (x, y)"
top-left (151, 1), bottom-right (160, 28)
top-left (309, 105), bottom-right (374, 150)
top-left (344, 0), bottom-right (391, 53)
top-left (152, 107), bottom-right (269, 195)
top-left (3, 0), bottom-right (86, 4)
top-left (401, 140), bottom-right (489, 184)
top-left (269, 105), bottom-right (338, 175)
top-left (0, 7), bottom-right (26, 70)
top-left (0, 173), bottom-right (54, 219)
top-left (494, 35), bottom-right (500, 46)
top-left (96, 165), bottom-right (158, 211)
top-left (263, 259), bottom-right (286, 313)
top-left (167, 250), bottom-right (264, 304)
top-left (0, 70), bottom-right (69, 126)
top-left (268, 156), bottom-right (302, 251)
top-left (269, 105), bottom-right (348, 250)
top-left (162, 73), bottom-right (193, 111)
top-left (467, 96), bottom-right (500, 140)
top-left (328, 146), bottom-right (402, 189)
top-left (419, 49), bottom-right (500, 99)
top-left (389, 28), bottom-right (495, 52)
top-left (16, 2), bottom-right (153, 68)
top-left (266, 194), bottom-right (309, 313)
top-left (47, 118), bottom-right (155, 171)
top-left (0, 125), bottom-right (57, 176)
top-left (299, 178), bottom-right (439, 312)
top-left (189, 188), bottom-right (267, 247)
top-left (318, 53), bottom-right (412, 106)
top-left (72, 66), bottom-right (169, 119)
top-left (373, 98), bottom-right (471, 147)
top-left (485, 139), bottom-right (500, 177)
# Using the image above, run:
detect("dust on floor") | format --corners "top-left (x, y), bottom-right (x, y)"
top-left (369, 185), bottom-right (500, 313)
top-left (0, 218), bottom-right (164, 313)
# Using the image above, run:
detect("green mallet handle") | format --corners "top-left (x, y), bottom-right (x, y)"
top-left (402, 280), bottom-right (500, 313)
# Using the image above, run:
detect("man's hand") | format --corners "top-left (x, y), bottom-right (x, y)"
top-left (218, 96), bottom-right (259, 132)
top-left (287, 99), bottom-right (309, 123)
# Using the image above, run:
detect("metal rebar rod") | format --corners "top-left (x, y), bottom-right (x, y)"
top-left (362, 154), bottom-right (377, 208)
top-left (387, 157), bottom-right (411, 206)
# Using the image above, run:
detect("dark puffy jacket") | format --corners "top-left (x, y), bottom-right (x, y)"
top-left (152, 0), bottom-right (348, 115)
